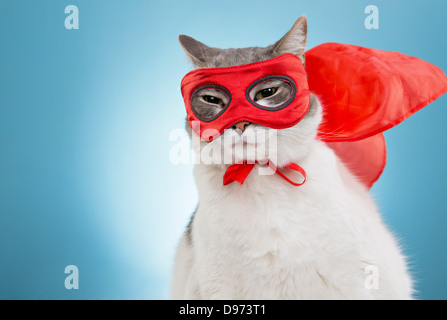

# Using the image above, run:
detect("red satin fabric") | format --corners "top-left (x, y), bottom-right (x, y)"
top-left (306, 43), bottom-right (447, 188)
top-left (325, 134), bottom-right (386, 189)
top-left (223, 161), bottom-right (306, 187)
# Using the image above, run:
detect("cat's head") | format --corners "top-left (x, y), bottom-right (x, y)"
top-left (179, 16), bottom-right (322, 168)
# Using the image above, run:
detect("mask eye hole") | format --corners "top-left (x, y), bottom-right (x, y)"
top-left (247, 76), bottom-right (296, 110)
top-left (191, 85), bottom-right (231, 121)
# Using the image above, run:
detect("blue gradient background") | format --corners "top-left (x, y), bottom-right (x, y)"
top-left (0, 0), bottom-right (446, 299)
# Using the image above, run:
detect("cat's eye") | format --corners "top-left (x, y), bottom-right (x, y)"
top-left (191, 85), bottom-right (231, 121)
top-left (247, 76), bottom-right (296, 110)
top-left (203, 95), bottom-right (223, 106)
top-left (255, 87), bottom-right (278, 101)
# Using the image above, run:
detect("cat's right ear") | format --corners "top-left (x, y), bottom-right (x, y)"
top-left (179, 35), bottom-right (214, 68)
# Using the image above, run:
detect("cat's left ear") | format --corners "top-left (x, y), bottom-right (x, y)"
top-left (273, 16), bottom-right (308, 64)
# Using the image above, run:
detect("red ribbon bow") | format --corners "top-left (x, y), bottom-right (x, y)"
top-left (223, 161), bottom-right (306, 187)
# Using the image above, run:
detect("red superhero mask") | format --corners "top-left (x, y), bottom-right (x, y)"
top-left (181, 53), bottom-right (310, 142)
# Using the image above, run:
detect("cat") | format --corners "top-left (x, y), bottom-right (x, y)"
top-left (171, 16), bottom-right (413, 300)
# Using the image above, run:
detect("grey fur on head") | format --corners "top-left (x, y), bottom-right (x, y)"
top-left (179, 16), bottom-right (308, 68)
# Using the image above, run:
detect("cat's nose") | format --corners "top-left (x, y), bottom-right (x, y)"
top-left (232, 121), bottom-right (251, 134)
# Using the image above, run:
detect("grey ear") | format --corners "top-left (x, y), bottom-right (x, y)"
top-left (178, 35), bottom-right (219, 68)
top-left (273, 16), bottom-right (308, 63)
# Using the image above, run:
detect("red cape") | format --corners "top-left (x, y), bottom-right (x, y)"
top-left (305, 43), bottom-right (447, 189)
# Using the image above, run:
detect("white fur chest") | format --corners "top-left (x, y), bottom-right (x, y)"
top-left (190, 142), bottom-right (380, 299)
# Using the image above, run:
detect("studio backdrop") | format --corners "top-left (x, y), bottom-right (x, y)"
top-left (0, 0), bottom-right (446, 299)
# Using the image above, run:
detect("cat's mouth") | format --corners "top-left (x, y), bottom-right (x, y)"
top-left (210, 126), bottom-right (276, 165)
top-left (197, 126), bottom-right (278, 166)
top-left (224, 140), bottom-right (274, 165)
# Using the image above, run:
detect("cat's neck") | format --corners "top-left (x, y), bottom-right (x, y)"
top-left (193, 140), bottom-right (347, 201)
